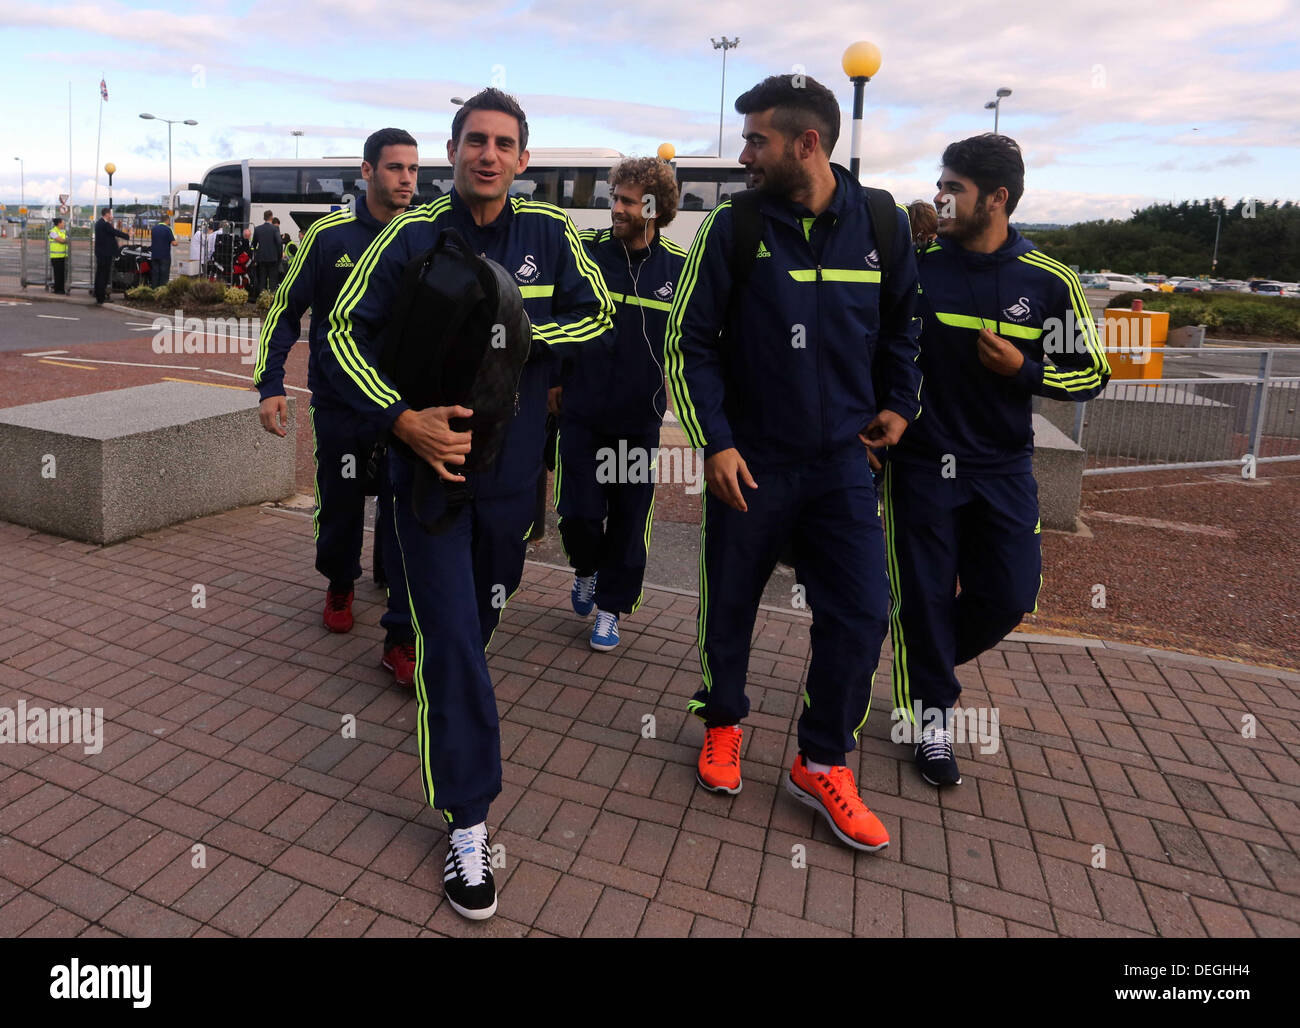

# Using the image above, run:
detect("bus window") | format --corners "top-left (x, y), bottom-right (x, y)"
top-left (249, 166), bottom-right (300, 203)
top-left (512, 168), bottom-right (560, 205)
top-left (677, 169), bottom-right (747, 212)
top-left (301, 166), bottom-right (363, 204)
top-left (415, 167), bottom-right (456, 204)
top-left (567, 168), bottom-right (606, 210)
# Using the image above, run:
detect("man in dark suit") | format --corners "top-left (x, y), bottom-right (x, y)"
top-left (93, 207), bottom-right (129, 304)
top-left (251, 210), bottom-right (283, 298)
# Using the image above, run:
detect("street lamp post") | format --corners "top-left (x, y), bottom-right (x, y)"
top-left (711, 36), bottom-right (739, 158)
top-left (984, 87), bottom-right (1012, 134)
top-left (1212, 207), bottom-right (1222, 273)
top-left (139, 113), bottom-right (198, 213)
top-left (842, 41), bottom-right (882, 181)
top-left (291, 130), bottom-right (304, 158)
top-left (105, 162), bottom-right (115, 210)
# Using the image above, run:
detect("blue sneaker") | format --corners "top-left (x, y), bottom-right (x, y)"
top-left (571, 572), bottom-right (597, 616)
top-left (590, 610), bottom-right (620, 651)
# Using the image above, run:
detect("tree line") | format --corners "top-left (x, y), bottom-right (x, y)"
top-left (1023, 199), bottom-right (1300, 281)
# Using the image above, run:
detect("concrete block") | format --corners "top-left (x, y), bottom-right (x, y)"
top-left (1032, 414), bottom-right (1085, 531)
top-left (0, 382), bottom-right (296, 544)
top-left (1192, 376), bottom-right (1300, 438)
top-left (1083, 382), bottom-right (1235, 464)
top-left (1168, 325), bottom-right (1205, 348)
top-left (1033, 395), bottom-right (1081, 439)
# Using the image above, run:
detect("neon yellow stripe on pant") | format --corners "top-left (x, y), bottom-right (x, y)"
top-left (881, 464), bottom-right (913, 723)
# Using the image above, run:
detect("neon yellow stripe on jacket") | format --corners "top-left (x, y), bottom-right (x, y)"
top-left (663, 201), bottom-right (729, 449)
top-left (510, 198), bottom-right (614, 346)
top-left (325, 198), bottom-right (452, 410)
top-left (254, 208), bottom-right (352, 386)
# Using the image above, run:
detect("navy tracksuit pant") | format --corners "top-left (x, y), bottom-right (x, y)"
top-left (386, 450), bottom-right (537, 827)
top-left (554, 416), bottom-right (658, 616)
top-left (880, 460), bottom-right (1042, 717)
top-left (309, 403), bottom-right (411, 643)
top-left (688, 447), bottom-right (890, 767)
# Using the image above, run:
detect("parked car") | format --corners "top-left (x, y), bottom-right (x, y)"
top-left (1174, 280), bottom-right (1210, 293)
top-left (1252, 282), bottom-right (1285, 296)
top-left (1093, 272), bottom-right (1157, 292)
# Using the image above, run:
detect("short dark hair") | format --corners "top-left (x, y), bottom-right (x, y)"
top-left (263, 210), bottom-right (273, 220)
top-left (53, 217), bottom-right (64, 226)
top-left (941, 133), bottom-right (1025, 216)
top-left (363, 127), bottom-right (418, 169)
top-left (734, 74), bottom-right (840, 155)
top-left (451, 88), bottom-right (529, 152)
top-left (101, 207), bottom-right (112, 216)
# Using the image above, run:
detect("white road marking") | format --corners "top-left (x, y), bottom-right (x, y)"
top-left (200, 368), bottom-right (308, 393)
top-left (36, 314), bottom-right (79, 321)
top-left (22, 349), bottom-right (69, 357)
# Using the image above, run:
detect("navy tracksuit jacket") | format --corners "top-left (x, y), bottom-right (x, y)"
top-left (320, 188), bottom-right (613, 826)
top-left (253, 199), bottom-right (410, 643)
top-left (555, 227), bottom-right (688, 615)
top-left (884, 229), bottom-right (1111, 716)
top-left (664, 164), bottom-right (923, 765)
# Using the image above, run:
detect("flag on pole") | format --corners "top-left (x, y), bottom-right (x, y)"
top-left (100, 78), bottom-right (108, 101)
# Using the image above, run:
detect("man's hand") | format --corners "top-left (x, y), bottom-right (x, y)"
top-left (547, 386), bottom-right (563, 415)
top-left (859, 409), bottom-right (910, 472)
top-left (393, 406), bottom-right (474, 482)
top-left (258, 395), bottom-right (289, 437)
top-left (977, 327), bottom-right (1025, 376)
top-left (704, 448), bottom-right (757, 512)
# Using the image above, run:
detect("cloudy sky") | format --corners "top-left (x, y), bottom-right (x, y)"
top-left (2, 0), bottom-right (1297, 223)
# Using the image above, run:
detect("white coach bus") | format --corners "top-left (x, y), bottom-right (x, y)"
top-left (174, 149), bottom-right (747, 275)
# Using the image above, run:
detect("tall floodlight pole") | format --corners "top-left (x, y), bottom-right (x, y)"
top-left (291, 130), bottom-right (304, 158)
top-left (842, 41), bottom-right (882, 180)
top-left (711, 36), bottom-right (740, 157)
top-left (984, 87), bottom-right (1012, 134)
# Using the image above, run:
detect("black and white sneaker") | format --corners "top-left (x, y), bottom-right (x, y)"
top-left (915, 726), bottom-right (962, 786)
top-left (444, 822), bottom-right (497, 920)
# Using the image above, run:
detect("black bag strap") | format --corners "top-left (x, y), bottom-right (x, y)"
top-left (862, 186), bottom-right (897, 295)
top-left (724, 189), bottom-right (763, 335)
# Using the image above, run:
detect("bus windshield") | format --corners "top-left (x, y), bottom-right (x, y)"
top-left (196, 163), bottom-right (244, 226)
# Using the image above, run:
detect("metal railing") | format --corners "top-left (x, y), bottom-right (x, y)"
top-left (1068, 347), bottom-right (1300, 475)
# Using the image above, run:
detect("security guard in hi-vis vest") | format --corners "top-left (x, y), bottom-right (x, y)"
top-left (253, 128), bottom-right (419, 688)
top-left (557, 157), bottom-right (687, 653)
top-left (320, 89), bottom-right (613, 920)
top-left (884, 134), bottom-right (1110, 789)
top-left (48, 217), bottom-right (69, 294)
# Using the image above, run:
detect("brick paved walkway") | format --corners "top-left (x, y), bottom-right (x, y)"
top-left (1, 505), bottom-right (1297, 938)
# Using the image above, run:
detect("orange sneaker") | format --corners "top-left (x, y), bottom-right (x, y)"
top-left (696, 725), bottom-right (743, 794)
top-left (786, 755), bottom-right (889, 852)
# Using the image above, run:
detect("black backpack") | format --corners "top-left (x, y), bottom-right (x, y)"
top-left (378, 227), bottom-right (532, 532)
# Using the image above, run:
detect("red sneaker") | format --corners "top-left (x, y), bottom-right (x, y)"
top-left (696, 725), bottom-right (743, 794)
top-left (322, 587), bottom-right (354, 633)
top-left (786, 755), bottom-right (890, 852)
top-left (381, 641), bottom-right (416, 688)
